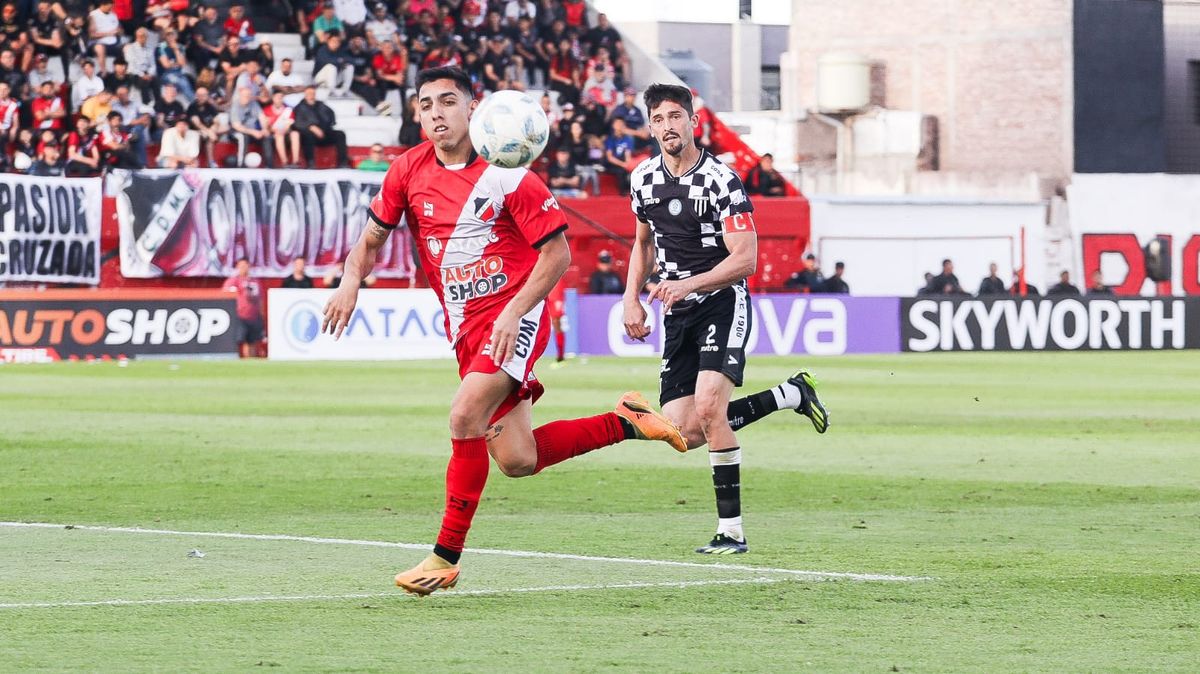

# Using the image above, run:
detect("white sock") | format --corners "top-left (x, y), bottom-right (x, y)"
top-left (717, 516), bottom-right (744, 541)
top-left (770, 380), bottom-right (804, 410)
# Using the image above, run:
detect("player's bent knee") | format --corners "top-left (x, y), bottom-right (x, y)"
top-left (448, 406), bottom-right (488, 439)
top-left (495, 456), bottom-right (536, 478)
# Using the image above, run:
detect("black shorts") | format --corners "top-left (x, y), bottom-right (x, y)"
top-left (235, 317), bottom-right (264, 345)
top-left (659, 285), bottom-right (752, 406)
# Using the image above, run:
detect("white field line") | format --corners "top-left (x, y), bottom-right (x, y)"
top-left (0, 521), bottom-right (932, 582)
top-left (0, 578), bottom-right (788, 610)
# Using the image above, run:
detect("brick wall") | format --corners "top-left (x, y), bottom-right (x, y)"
top-left (784, 0), bottom-right (1073, 184)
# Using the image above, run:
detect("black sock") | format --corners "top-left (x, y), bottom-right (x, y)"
top-left (616, 415), bottom-right (637, 440)
top-left (727, 390), bottom-right (779, 431)
top-left (432, 544), bottom-right (461, 565)
top-left (710, 447), bottom-right (742, 539)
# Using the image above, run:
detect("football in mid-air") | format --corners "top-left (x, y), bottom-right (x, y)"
top-left (469, 90), bottom-right (550, 169)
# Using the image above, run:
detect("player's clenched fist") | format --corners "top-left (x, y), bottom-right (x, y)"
top-left (321, 286), bottom-right (360, 340)
top-left (623, 299), bottom-right (651, 342)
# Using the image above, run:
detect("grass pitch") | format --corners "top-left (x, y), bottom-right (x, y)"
top-left (1, 352), bottom-right (1198, 672)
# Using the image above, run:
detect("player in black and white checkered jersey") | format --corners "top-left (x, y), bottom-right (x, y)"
top-left (621, 83), bottom-right (830, 555)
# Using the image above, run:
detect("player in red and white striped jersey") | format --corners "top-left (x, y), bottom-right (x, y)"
top-left (321, 67), bottom-right (687, 596)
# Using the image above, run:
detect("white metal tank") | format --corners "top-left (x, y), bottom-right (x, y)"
top-left (817, 52), bottom-right (870, 112)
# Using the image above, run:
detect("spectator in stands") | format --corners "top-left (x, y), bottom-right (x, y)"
top-left (29, 54), bottom-right (63, 90)
top-left (294, 85), bottom-right (349, 168)
top-left (356, 142), bottom-right (389, 171)
top-left (220, 34), bottom-right (253, 99)
top-left (548, 147), bottom-right (584, 198)
top-left (511, 15), bottom-right (539, 87)
top-left (267, 58), bottom-right (308, 107)
top-left (190, 6), bottom-right (226, 71)
top-left (926, 258), bottom-right (964, 295)
top-left (264, 89), bottom-right (303, 168)
top-left (481, 35), bottom-right (511, 92)
top-left (31, 80), bottom-right (66, 132)
top-left (819, 262), bottom-right (850, 294)
top-left (29, 2), bottom-right (64, 81)
top-left (333, 0), bottom-right (367, 38)
top-left (314, 32), bottom-right (354, 97)
top-left (583, 67), bottom-right (617, 111)
top-left (744, 153), bottom-right (786, 196)
top-left (535, 0), bottom-right (561, 32)
top-left (785, 254), bottom-right (823, 292)
top-left (111, 84), bottom-right (151, 165)
top-left (584, 46), bottom-right (616, 88)
top-left (0, 48), bottom-right (23, 100)
top-left (187, 86), bottom-right (224, 168)
top-left (223, 257), bottom-right (264, 358)
top-left (347, 34), bottom-right (387, 111)
top-left (589, 250), bottom-right (624, 294)
top-left (1087, 270), bottom-right (1114, 296)
top-left (156, 28), bottom-right (194, 102)
top-left (122, 27), bottom-right (156, 103)
top-left (1047, 270), bottom-right (1080, 296)
top-left (609, 87), bottom-right (648, 148)
top-left (10, 128), bottom-right (34, 170)
top-left (282, 256), bottom-right (315, 288)
top-left (0, 81), bottom-right (15, 152)
top-left (30, 136), bottom-right (65, 175)
top-left (104, 57), bottom-right (135, 94)
top-left (586, 14), bottom-right (625, 76)
top-left (87, 0), bottom-right (122, 75)
top-left (977, 263), bottom-right (1007, 295)
top-left (230, 85), bottom-right (273, 167)
top-left (1010, 270), bottom-right (1039, 297)
top-left (100, 110), bottom-right (142, 168)
top-left (546, 38), bottom-right (579, 105)
top-left (505, 0), bottom-right (537, 25)
top-left (225, 5), bottom-right (273, 67)
top-left (80, 89), bottom-right (114, 125)
top-left (312, 3), bottom-right (344, 52)
top-left (398, 92), bottom-right (421, 146)
top-left (71, 59), bottom-right (105, 110)
top-left (562, 0), bottom-right (588, 29)
top-left (154, 83), bottom-right (186, 137)
top-left (157, 114), bottom-right (199, 168)
top-left (144, 0), bottom-right (173, 32)
top-left (235, 58), bottom-right (268, 103)
top-left (365, 2), bottom-right (400, 49)
top-left (65, 115), bottom-right (101, 175)
top-left (604, 117), bottom-right (635, 195)
top-left (372, 39), bottom-right (406, 112)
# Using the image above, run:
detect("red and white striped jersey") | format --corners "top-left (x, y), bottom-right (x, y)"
top-left (0, 97), bottom-right (18, 131)
top-left (369, 142), bottom-right (568, 343)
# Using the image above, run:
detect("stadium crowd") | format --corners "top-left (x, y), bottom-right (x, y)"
top-left (0, 0), bottom-right (643, 174)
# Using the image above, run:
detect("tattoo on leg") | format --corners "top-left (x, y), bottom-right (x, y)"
top-left (485, 424), bottom-right (504, 442)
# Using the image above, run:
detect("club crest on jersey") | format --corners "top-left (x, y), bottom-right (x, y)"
top-left (426, 236), bottom-right (442, 255)
top-left (668, 199), bottom-right (682, 216)
top-left (473, 196), bottom-right (499, 222)
top-left (691, 197), bottom-right (708, 217)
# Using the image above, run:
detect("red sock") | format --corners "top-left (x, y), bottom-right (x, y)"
top-left (555, 330), bottom-right (566, 359)
top-left (433, 436), bottom-right (490, 562)
top-left (533, 413), bottom-right (626, 473)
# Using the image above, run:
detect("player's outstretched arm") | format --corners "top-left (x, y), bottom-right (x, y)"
top-left (650, 229), bottom-right (757, 311)
top-left (321, 221), bottom-right (392, 339)
top-left (622, 219), bottom-right (655, 342)
top-left (489, 231), bottom-right (571, 366)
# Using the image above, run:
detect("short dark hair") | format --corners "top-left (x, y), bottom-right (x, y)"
top-left (416, 66), bottom-right (473, 98)
top-left (761, 153), bottom-right (773, 160)
top-left (236, 256), bottom-right (249, 264)
top-left (942, 258), bottom-right (952, 266)
top-left (835, 261), bottom-right (845, 270)
top-left (643, 83), bottom-right (693, 116)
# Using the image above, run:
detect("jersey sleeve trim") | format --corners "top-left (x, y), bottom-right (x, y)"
top-left (531, 223), bottom-right (568, 249)
top-left (368, 208), bottom-right (399, 230)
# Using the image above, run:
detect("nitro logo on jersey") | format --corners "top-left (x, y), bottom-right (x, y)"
top-left (442, 255), bottom-right (509, 302)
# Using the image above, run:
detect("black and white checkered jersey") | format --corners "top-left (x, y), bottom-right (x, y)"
top-left (630, 150), bottom-right (755, 310)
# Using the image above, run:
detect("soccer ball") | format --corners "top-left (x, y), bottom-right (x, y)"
top-left (469, 90), bottom-right (550, 169)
